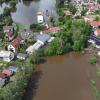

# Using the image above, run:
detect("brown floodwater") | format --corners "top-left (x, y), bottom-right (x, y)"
top-left (23, 52), bottom-right (96, 100)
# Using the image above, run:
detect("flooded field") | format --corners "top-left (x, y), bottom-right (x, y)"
top-left (11, 0), bottom-right (57, 25)
top-left (23, 52), bottom-right (97, 100)
top-left (0, 0), bottom-right (57, 25)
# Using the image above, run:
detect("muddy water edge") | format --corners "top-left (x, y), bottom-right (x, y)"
top-left (23, 52), bottom-right (99, 100)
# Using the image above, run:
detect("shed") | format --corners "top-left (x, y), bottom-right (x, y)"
top-left (8, 66), bottom-right (18, 73)
top-left (17, 53), bottom-right (29, 60)
top-left (26, 42), bottom-right (42, 54)
top-left (37, 11), bottom-right (44, 23)
top-left (0, 72), bottom-right (6, 79)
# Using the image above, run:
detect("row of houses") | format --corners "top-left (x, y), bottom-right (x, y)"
top-left (0, 24), bottom-right (60, 62)
top-left (64, 0), bottom-right (100, 16)
top-left (0, 7), bottom-right (61, 62)
top-left (64, 0), bottom-right (100, 49)
top-left (88, 20), bottom-right (100, 48)
top-left (0, 50), bottom-right (29, 62)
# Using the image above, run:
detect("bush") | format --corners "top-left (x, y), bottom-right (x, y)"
top-left (30, 24), bottom-right (45, 31)
top-left (96, 70), bottom-right (100, 78)
top-left (89, 55), bottom-right (97, 64)
top-left (30, 54), bottom-right (39, 64)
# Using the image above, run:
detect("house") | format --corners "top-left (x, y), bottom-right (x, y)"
top-left (5, 32), bottom-right (14, 41)
top-left (17, 53), bottom-right (29, 60)
top-left (83, 15), bottom-right (94, 22)
top-left (0, 72), bottom-right (6, 79)
top-left (0, 51), bottom-right (14, 62)
top-left (3, 26), bottom-right (14, 33)
top-left (0, 72), bottom-right (6, 87)
top-left (37, 11), bottom-right (44, 23)
top-left (64, 1), bottom-right (68, 5)
top-left (90, 21), bottom-right (100, 29)
top-left (8, 36), bottom-right (22, 53)
top-left (8, 66), bottom-right (18, 73)
top-left (64, 10), bottom-right (72, 16)
top-left (36, 34), bottom-right (51, 45)
top-left (26, 42), bottom-right (42, 54)
top-left (48, 27), bottom-right (60, 34)
top-left (88, 3), bottom-right (100, 12)
top-left (2, 69), bottom-right (13, 77)
top-left (94, 29), bottom-right (100, 36)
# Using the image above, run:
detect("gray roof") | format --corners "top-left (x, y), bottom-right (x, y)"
top-left (36, 34), bottom-right (51, 43)
top-left (17, 53), bottom-right (28, 58)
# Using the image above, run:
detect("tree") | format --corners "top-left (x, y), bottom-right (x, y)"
top-left (68, 5), bottom-right (77, 15)
top-left (67, 0), bottom-right (71, 3)
top-left (81, 8), bottom-right (88, 16)
top-left (30, 54), bottom-right (39, 64)
top-left (47, 37), bottom-right (64, 55)
top-left (9, 1), bottom-right (17, 8)
top-left (89, 55), bottom-right (97, 64)
top-left (0, 31), bottom-right (5, 39)
top-left (73, 41), bottom-right (81, 51)
top-left (3, 7), bottom-right (11, 16)
top-left (94, 16), bottom-right (100, 21)
top-left (97, 0), bottom-right (100, 4)
top-left (4, 16), bottom-right (13, 25)
top-left (30, 24), bottom-right (45, 31)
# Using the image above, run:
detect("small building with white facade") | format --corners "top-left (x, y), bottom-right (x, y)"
top-left (26, 42), bottom-right (42, 54)
top-left (0, 51), bottom-right (14, 62)
top-left (8, 36), bottom-right (22, 53)
top-left (37, 12), bottom-right (44, 23)
top-left (17, 53), bottom-right (29, 60)
top-left (5, 32), bottom-right (14, 41)
top-left (3, 26), bottom-right (14, 33)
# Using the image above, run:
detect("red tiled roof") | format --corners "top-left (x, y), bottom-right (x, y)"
top-left (6, 32), bottom-right (14, 37)
top-left (0, 72), bottom-right (6, 79)
top-left (11, 36), bottom-right (22, 48)
top-left (95, 29), bottom-right (100, 35)
top-left (84, 15), bottom-right (94, 19)
top-left (2, 69), bottom-right (12, 76)
top-left (90, 21), bottom-right (100, 27)
top-left (48, 27), bottom-right (60, 33)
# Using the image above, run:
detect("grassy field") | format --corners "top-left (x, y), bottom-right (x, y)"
top-left (16, 22), bottom-right (30, 31)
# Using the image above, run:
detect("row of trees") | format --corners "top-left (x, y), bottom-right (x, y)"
top-left (37, 10), bottom-right (91, 56)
